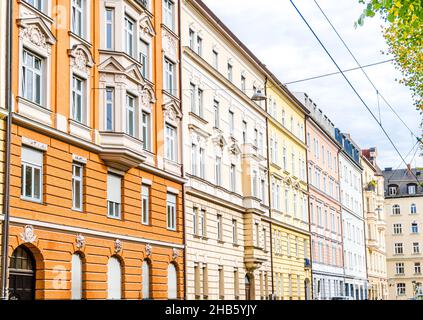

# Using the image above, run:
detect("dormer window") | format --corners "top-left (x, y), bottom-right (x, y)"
top-left (388, 184), bottom-right (398, 196)
top-left (408, 184), bottom-right (417, 195)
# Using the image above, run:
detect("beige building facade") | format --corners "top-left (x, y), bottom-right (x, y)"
top-left (384, 167), bottom-right (423, 300)
top-left (362, 148), bottom-right (388, 300)
top-left (182, 0), bottom-right (271, 300)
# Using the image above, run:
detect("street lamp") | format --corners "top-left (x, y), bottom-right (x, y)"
top-left (251, 89), bottom-right (267, 102)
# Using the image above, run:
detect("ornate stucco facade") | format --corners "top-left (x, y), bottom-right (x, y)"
top-left (182, 0), bottom-right (272, 300)
top-left (298, 94), bottom-right (344, 300)
top-left (362, 148), bottom-right (388, 300)
top-left (384, 167), bottom-right (423, 300)
top-left (4, 0), bottom-right (185, 300)
top-left (267, 85), bottom-right (311, 300)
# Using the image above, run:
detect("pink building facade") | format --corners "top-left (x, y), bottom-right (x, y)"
top-left (299, 94), bottom-right (345, 299)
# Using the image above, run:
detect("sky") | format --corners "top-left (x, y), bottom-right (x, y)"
top-left (202, 0), bottom-right (422, 169)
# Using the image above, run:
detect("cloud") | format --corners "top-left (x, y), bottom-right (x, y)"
top-left (202, 0), bottom-right (422, 168)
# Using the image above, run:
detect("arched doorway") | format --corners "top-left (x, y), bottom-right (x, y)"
top-left (245, 274), bottom-right (253, 300)
top-left (9, 246), bottom-right (36, 300)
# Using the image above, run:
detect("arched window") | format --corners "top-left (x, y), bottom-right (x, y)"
top-left (142, 260), bottom-right (151, 299)
top-left (9, 245), bottom-right (36, 300)
top-left (392, 205), bottom-right (401, 215)
top-left (167, 263), bottom-right (177, 299)
top-left (411, 204), bottom-right (417, 214)
top-left (107, 257), bottom-right (122, 300)
top-left (71, 253), bottom-right (83, 300)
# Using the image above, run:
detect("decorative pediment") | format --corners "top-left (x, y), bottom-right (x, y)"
top-left (188, 124), bottom-right (210, 139)
top-left (98, 56), bottom-right (126, 73)
top-left (125, 64), bottom-right (145, 84)
top-left (229, 143), bottom-right (242, 156)
top-left (285, 177), bottom-right (292, 186)
top-left (163, 100), bottom-right (182, 122)
top-left (212, 134), bottom-right (227, 148)
top-left (68, 44), bottom-right (94, 73)
top-left (140, 14), bottom-right (156, 37)
top-left (18, 17), bottom-right (56, 49)
top-left (140, 84), bottom-right (156, 107)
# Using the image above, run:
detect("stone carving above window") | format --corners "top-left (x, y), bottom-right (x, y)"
top-left (18, 17), bottom-right (56, 52)
top-left (20, 225), bottom-right (37, 244)
top-left (68, 44), bottom-right (94, 73)
top-left (75, 234), bottom-right (86, 249)
top-left (163, 101), bottom-right (182, 123)
top-left (139, 14), bottom-right (156, 38)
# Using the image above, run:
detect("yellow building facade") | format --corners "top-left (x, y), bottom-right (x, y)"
top-left (266, 78), bottom-right (311, 300)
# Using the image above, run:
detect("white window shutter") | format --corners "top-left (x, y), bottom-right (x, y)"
top-left (107, 174), bottom-right (121, 203)
top-left (167, 264), bottom-right (177, 299)
top-left (71, 254), bottom-right (83, 300)
top-left (107, 257), bottom-right (122, 300)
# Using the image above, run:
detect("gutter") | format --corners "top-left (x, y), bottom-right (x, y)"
top-left (1, 0), bottom-right (13, 300)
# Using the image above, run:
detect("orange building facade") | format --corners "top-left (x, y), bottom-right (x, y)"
top-left (4, 0), bottom-right (184, 300)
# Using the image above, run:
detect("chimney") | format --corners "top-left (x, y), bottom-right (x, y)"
top-left (407, 164), bottom-right (412, 175)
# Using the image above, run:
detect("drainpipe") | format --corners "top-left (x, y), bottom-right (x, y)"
top-left (177, 0), bottom-right (187, 301)
top-left (1, 0), bottom-right (13, 301)
top-left (263, 77), bottom-right (274, 299)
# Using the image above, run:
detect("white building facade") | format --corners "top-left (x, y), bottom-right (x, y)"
top-left (181, 0), bottom-right (271, 300)
top-left (336, 130), bottom-right (367, 300)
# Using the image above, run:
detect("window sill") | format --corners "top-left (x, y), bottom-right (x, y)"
top-left (189, 112), bottom-right (208, 125)
top-left (68, 31), bottom-right (92, 48)
top-left (72, 207), bottom-right (84, 213)
top-left (167, 228), bottom-right (177, 232)
top-left (20, 196), bottom-right (43, 204)
top-left (107, 215), bottom-right (122, 221)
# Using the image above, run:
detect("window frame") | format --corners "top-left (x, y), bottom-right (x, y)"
top-left (72, 163), bottom-right (84, 211)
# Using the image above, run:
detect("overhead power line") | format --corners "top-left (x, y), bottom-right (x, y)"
top-left (313, 0), bottom-right (421, 142)
top-left (289, 0), bottom-right (421, 185)
top-left (284, 59), bottom-right (394, 85)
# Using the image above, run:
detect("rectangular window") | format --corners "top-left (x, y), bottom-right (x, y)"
top-left (412, 222), bottom-right (419, 234)
top-left (415, 262), bottom-right (421, 274)
top-left (242, 121), bottom-right (247, 143)
top-left (107, 174), bottom-right (121, 219)
top-left (193, 207), bottom-right (198, 236)
top-left (163, 0), bottom-right (175, 30)
top-left (166, 193), bottom-right (177, 230)
top-left (105, 8), bottom-right (114, 49)
top-left (212, 50), bottom-right (219, 69)
top-left (191, 144), bottom-right (197, 176)
top-left (196, 36), bottom-right (202, 56)
top-left (139, 40), bottom-right (150, 79)
top-left (397, 283), bottom-right (405, 296)
top-left (194, 263), bottom-right (200, 299)
top-left (141, 111), bottom-right (151, 151)
top-left (105, 88), bottom-right (114, 131)
top-left (189, 29), bottom-right (195, 50)
top-left (393, 223), bottom-right (403, 235)
top-left (71, 0), bottom-right (84, 37)
top-left (217, 214), bottom-right (222, 241)
top-left (229, 110), bottom-right (234, 136)
top-left (395, 262), bottom-right (404, 275)
top-left (22, 50), bottom-right (42, 105)
top-left (124, 16), bottom-right (134, 56)
top-left (190, 83), bottom-right (196, 113)
top-left (164, 59), bottom-right (175, 95)
top-left (413, 242), bottom-right (420, 254)
top-left (72, 163), bottom-right (83, 211)
top-left (142, 185), bottom-right (150, 225)
top-left (126, 94), bottom-right (135, 137)
top-left (219, 266), bottom-right (224, 299)
top-left (25, 0), bottom-right (43, 11)
top-left (21, 146), bottom-right (43, 202)
top-left (227, 63), bottom-right (233, 82)
top-left (215, 157), bottom-right (221, 186)
top-left (213, 100), bottom-right (219, 128)
top-left (230, 164), bottom-right (236, 192)
top-left (199, 209), bottom-right (206, 237)
top-left (394, 243), bottom-right (404, 255)
top-left (232, 219), bottom-right (238, 244)
top-left (241, 75), bottom-right (246, 93)
top-left (202, 265), bottom-right (208, 299)
top-left (199, 148), bottom-right (205, 179)
top-left (255, 223), bottom-right (260, 247)
top-left (165, 124), bottom-right (177, 161)
top-left (234, 269), bottom-right (239, 299)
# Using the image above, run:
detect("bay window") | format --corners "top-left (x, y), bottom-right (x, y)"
top-left (141, 111), bottom-right (151, 151)
top-left (105, 88), bottom-right (114, 131)
top-left (126, 94), bottom-right (135, 137)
